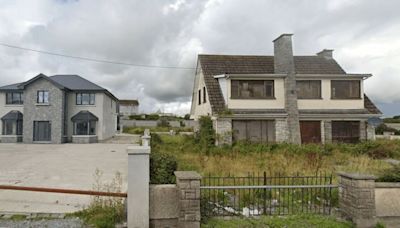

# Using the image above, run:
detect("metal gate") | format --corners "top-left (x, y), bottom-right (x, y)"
top-left (200, 173), bottom-right (337, 217)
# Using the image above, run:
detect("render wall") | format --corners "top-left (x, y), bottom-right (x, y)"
top-left (191, 70), bottom-right (212, 120)
top-left (22, 78), bottom-right (64, 143)
top-left (102, 94), bottom-right (118, 140)
top-left (0, 92), bottom-right (24, 137)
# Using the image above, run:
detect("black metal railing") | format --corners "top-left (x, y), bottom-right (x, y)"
top-left (200, 172), bottom-right (337, 217)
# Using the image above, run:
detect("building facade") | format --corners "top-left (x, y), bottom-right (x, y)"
top-left (190, 34), bottom-right (382, 145)
top-left (119, 100), bottom-right (139, 116)
top-left (0, 74), bottom-right (119, 143)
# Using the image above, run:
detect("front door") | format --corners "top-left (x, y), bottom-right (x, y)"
top-left (300, 121), bottom-right (321, 144)
top-left (33, 121), bottom-right (51, 141)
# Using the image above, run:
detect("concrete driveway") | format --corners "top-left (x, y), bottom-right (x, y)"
top-left (0, 143), bottom-right (132, 214)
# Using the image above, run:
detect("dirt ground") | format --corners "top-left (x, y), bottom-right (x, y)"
top-left (0, 143), bottom-right (132, 213)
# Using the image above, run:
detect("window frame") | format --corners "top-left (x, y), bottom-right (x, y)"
top-left (76, 93), bottom-right (95, 105)
top-left (331, 80), bottom-right (361, 99)
top-left (296, 80), bottom-right (322, 99)
top-left (74, 120), bottom-right (97, 135)
top-left (6, 92), bottom-right (23, 105)
top-left (231, 80), bottom-right (275, 99)
top-left (37, 90), bottom-right (49, 104)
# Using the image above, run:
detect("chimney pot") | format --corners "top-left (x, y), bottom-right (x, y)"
top-left (317, 49), bottom-right (334, 59)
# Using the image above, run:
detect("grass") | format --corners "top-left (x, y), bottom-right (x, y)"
top-left (151, 135), bottom-right (400, 179)
top-left (123, 126), bottom-right (193, 134)
top-left (202, 214), bottom-right (354, 228)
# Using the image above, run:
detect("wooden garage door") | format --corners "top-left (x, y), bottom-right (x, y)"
top-left (232, 120), bottom-right (275, 143)
top-left (300, 121), bottom-right (321, 144)
top-left (332, 121), bottom-right (360, 143)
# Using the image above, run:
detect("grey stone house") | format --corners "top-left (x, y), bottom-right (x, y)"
top-left (0, 74), bottom-right (119, 143)
top-left (190, 34), bottom-right (382, 145)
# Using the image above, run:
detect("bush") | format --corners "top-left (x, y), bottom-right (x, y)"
top-left (150, 152), bottom-right (178, 184)
top-left (146, 114), bottom-right (160, 120)
top-left (128, 115), bottom-right (143, 120)
top-left (376, 164), bottom-right (400, 182)
top-left (196, 116), bottom-right (215, 154)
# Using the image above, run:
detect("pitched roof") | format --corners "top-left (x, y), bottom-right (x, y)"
top-left (198, 54), bottom-right (379, 115)
top-left (0, 83), bottom-right (23, 91)
top-left (364, 95), bottom-right (382, 114)
top-left (71, 110), bottom-right (99, 122)
top-left (1, 110), bottom-right (23, 121)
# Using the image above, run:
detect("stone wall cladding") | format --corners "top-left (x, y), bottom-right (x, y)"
top-left (175, 171), bottom-right (201, 228)
top-left (215, 118), bottom-right (232, 145)
top-left (324, 120), bottom-right (332, 143)
top-left (275, 118), bottom-right (289, 142)
top-left (367, 124), bottom-right (376, 140)
top-left (72, 135), bottom-right (98, 143)
top-left (360, 120), bottom-right (367, 141)
top-left (338, 172), bottom-right (376, 228)
top-left (0, 135), bottom-right (22, 143)
top-left (23, 78), bottom-right (64, 144)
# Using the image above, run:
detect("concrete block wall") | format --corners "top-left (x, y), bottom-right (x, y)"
top-left (338, 172), bottom-right (377, 228)
top-left (360, 120), bottom-right (367, 141)
top-left (214, 118), bottom-right (232, 145)
top-left (324, 120), bottom-right (332, 143)
top-left (275, 118), bottom-right (289, 142)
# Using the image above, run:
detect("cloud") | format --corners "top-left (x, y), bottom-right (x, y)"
top-left (0, 0), bottom-right (400, 115)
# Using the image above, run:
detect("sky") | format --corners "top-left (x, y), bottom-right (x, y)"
top-left (0, 0), bottom-right (399, 116)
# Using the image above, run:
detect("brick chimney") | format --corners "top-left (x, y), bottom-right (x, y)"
top-left (273, 34), bottom-right (301, 144)
top-left (317, 49), bottom-right (333, 59)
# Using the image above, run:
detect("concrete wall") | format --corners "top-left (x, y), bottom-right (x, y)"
top-left (375, 182), bottom-right (400, 227)
top-left (119, 104), bottom-right (139, 116)
top-left (102, 94), bottom-right (118, 140)
top-left (23, 78), bottom-right (65, 143)
top-left (121, 119), bottom-right (197, 128)
top-left (150, 185), bottom-right (179, 227)
top-left (297, 79), bottom-right (364, 110)
top-left (191, 70), bottom-right (212, 120)
top-left (0, 92), bottom-right (24, 138)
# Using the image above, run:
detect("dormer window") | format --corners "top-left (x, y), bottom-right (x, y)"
top-left (331, 80), bottom-right (360, 99)
top-left (37, 91), bottom-right (49, 104)
top-left (231, 80), bottom-right (274, 99)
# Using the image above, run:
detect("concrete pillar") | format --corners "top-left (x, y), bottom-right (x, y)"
top-left (360, 121), bottom-right (367, 141)
top-left (324, 120), bottom-right (332, 143)
top-left (127, 146), bottom-right (151, 228)
top-left (142, 129), bottom-right (151, 146)
top-left (367, 124), bottom-right (376, 141)
top-left (275, 118), bottom-right (289, 142)
top-left (175, 171), bottom-right (201, 228)
top-left (338, 172), bottom-right (377, 228)
top-left (214, 118), bottom-right (232, 145)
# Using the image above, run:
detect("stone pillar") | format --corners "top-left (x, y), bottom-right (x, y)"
top-left (324, 120), bottom-right (332, 143)
top-left (338, 172), bottom-right (377, 228)
top-left (214, 118), bottom-right (232, 145)
top-left (367, 124), bottom-right (376, 140)
top-left (127, 146), bottom-right (151, 228)
top-left (175, 171), bottom-right (201, 228)
top-left (142, 129), bottom-right (151, 146)
top-left (360, 121), bottom-right (367, 141)
top-left (275, 118), bottom-right (289, 142)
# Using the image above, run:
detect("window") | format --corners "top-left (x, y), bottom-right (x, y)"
top-left (331, 80), bottom-right (360, 99)
top-left (74, 121), bottom-right (96, 135)
top-left (231, 80), bottom-right (274, 99)
top-left (2, 120), bottom-right (14, 135)
top-left (6, 92), bottom-right (23, 104)
top-left (198, 89), bottom-right (201, 105)
top-left (203, 87), bottom-right (207, 103)
top-left (76, 93), bottom-right (95, 105)
top-left (332, 121), bottom-right (360, 143)
top-left (297, 80), bottom-right (321, 99)
top-left (37, 91), bottom-right (49, 103)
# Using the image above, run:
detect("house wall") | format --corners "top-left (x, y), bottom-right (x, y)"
top-left (0, 92), bottom-right (24, 137)
top-left (67, 92), bottom-right (117, 141)
top-left (120, 104), bottom-right (139, 116)
top-left (226, 78), bottom-right (286, 109)
top-left (192, 71), bottom-right (212, 119)
top-left (23, 78), bottom-right (64, 143)
top-left (297, 79), bottom-right (364, 109)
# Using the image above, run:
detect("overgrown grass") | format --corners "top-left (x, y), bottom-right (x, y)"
top-left (202, 214), bottom-right (355, 228)
top-left (150, 135), bottom-right (399, 179)
top-left (68, 169), bottom-right (125, 228)
top-left (123, 126), bottom-right (193, 134)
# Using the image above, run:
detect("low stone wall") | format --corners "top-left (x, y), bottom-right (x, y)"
top-left (0, 135), bottom-right (22, 143)
top-left (72, 135), bottom-right (98, 143)
top-left (376, 135), bottom-right (400, 140)
top-left (375, 182), bottom-right (400, 227)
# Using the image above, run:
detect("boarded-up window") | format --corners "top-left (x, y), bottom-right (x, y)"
top-left (297, 80), bottom-right (321, 99)
top-left (232, 120), bottom-right (275, 143)
top-left (231, 80), bottom-right (274, 99)
top-left (331, 80), bottom-right (360, 99)
top-left (332, 121), bottom-right (360, 143)
top-left (198, 89), bottom-right (201, 105)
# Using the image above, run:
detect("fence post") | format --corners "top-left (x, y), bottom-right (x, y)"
top-left (175, 171), bottom-right (201, 228)
top-left (338, 172), bottom-right (376, 228)
top-left (127, 145), bottom-right (151, 228)
top-left (142, 129), bottom-right (151, 146)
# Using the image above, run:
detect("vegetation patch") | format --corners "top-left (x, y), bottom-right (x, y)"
top-left (123, 126), bottom-right (193, 135)
top-left (376, 164), bottom-right (400, 182)
top-left (202, 214), bottom-right (354, 228)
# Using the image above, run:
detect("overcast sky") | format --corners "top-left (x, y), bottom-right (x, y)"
top-left (0, 0), bottom-right (399, 116)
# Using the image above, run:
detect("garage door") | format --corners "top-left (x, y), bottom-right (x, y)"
top-left (300, 121), bottom-right (321, 144)
top-left (232, 120), bottom-right (275, 143)
top-left (332, 121), bottom-right (360, 143)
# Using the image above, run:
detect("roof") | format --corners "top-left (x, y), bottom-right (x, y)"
top-left (198, 54), bottom-right (380, 115)
top-left (1, 110), bottom-right (23, 121)
top-left (71, 110), bottom-right (99, 122)
top-left (119, 99), bottom-right (139, 105)
top-left (0, 74), bottom-right (118, 101)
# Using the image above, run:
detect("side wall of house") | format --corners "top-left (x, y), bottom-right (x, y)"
top-left (0, 92), bottom-right (24, 137)
top-left (191, 70), bottom-right (212, 120)
top-left (102, 94), bottom-right (118, 140)
top-left (23, 78), bottom-right (64, 143)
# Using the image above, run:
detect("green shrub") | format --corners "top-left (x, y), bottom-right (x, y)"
top-left (146, 114), bottom-right (160, 120)
top-left (196, 116), bottom-right (215, 154)
top-left (150, 152), bottom-right (178, 184)
top-left (376, 164), bottom-right (400, 182)
top-left (128, 115), bottom-right (143, 120)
